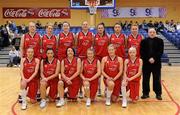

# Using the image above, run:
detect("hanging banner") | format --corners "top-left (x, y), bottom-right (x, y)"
top-left (3, 7), bottom-right (71, 18)
top-left (101, 7), bottom-right (166, 18)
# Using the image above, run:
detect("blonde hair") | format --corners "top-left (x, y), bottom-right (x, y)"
top-left (45, 22), bottom-right (54, 28)
top-left (128, 47), bottom-right (137, 52)
top-left (87, 47), bottom-right (95, 54)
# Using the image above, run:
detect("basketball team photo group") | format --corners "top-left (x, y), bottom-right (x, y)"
top-left (0, 0), bottom-right (180, 115)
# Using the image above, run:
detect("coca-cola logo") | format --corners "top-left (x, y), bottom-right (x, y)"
top-left (4, 9), bottom-right (28, 17)
top-left (38, 9), bottom-right (69, 17)
top-left (39, 9), bottom-right (59, 17)
top-left (3, 7), bottom-right (70, 18)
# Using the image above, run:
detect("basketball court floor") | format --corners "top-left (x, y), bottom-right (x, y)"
top-left (0, 66), bottom-right (179, 115)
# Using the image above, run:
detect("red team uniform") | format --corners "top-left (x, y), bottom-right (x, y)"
top-left (77, 31), bottom-right (93, 60)
top-left (110, 33), bottom-right (126, 59)
top-left (82, 59), bottom-right (99, 100)
top-left (42, 34), bottom-right (57, 59)
top-left (23, 58), bottom-right (39, 100)
top-left (127, 34), bottom-right (143, 57)
top-left (104, 56), bottom-right (121, 97)
top-left (63, 57), bottom-right (81, 99)
top-left (94, 34), bottom-right (109, 61)
top-left (58, 32), bottom-right (74, 61)
top-left (23, 33), bottom-right (41, 59)
top-left (126, 58), bottom-right (141, 101)
top-left (43, 58), bottom-right (59, 100)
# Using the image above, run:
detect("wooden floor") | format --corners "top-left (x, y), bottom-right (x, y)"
top-left (0, 66), bottom-right (180, 115)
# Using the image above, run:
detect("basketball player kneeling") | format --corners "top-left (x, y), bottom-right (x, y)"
top-left (80, 48), bottom-right (101, 106)
top-left (56, 48), bottom-right (81, 107)
top-left (121, 47), bottom-right (143, 108)
top-left (39, 48), bottom-right (60, 108)
top-left (20, 48), bottom-right (40, 110)
top-left (101, 44), bottom-right (123, 106)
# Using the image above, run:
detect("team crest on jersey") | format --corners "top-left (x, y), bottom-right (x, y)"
top-left (82, 40), bottom-right (89, 46)
top-left (64, 42), bottom-right (71, 46)
top-left (112, 38), bottom-right (115, 40)
top-left (45, 65), bottom-right (47, 67)
top-left (80, 36), bottom-right (83, 39)
top-left (26, 38), bottom-right (29, 41)
top-left (87, 68), bottom-right (95, 74)
top-left (43, 40), bottom-right (46, 42)
top-left (60, 37), bottom-right (64, 40)
top-left (98, 40), bottom-right (106, 46)
top-left (114, 43), bottom-right (120, 48)
top-left (96, 38), bottom-right (98, 40)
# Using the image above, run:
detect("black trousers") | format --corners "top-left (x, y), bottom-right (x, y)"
top-left (142, 67), bottom-right (162, 96)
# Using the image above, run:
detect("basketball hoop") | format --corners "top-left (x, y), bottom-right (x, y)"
top-left (86, 0), bottom-right (100, 15)
top-left (88, 2), bottom-right (97, 15)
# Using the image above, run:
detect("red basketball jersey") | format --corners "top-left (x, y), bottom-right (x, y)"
top-left (23, 58), bottom-right (37, 79)
top-left (110, 33), bottom-right (126, 58)
top-left (64, 57), bottom-right (78, 78)
top-left (104, 56), bottom-right (120, 78)
top-left (126, 58), bottom-right (141, 81)
top-left (43, 58), bottom-right (58, 79)
top-left (94, 34), bottom-right (109, 58)
top-left (127, 34), bottom-right (142, 57)
top-left (23, 33), bottom-right (41, 58)
top-left (42, 34), bottom-right (57, 59)
top-left (58, 32), bottom-right (74, 60)
top-left (83, 59), bottom-right (97, 79)
top-left (77, 31), bottom-right (93, 58)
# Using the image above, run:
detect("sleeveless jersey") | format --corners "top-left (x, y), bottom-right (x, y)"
top-left (77, 31), bottom-right (93, 58)
top-left (58, 32), bottom-right (74, 59)
top-left (94, 34), bottom-right (109, 58)
top-left (110, 33), bottom-right (126, 58)
top-left (42, 34), bottom-right (57, 58)
top-left (23, 32), bottom-right (41, 58)
top-left (104, 56), bottom-right (120, 78)
top-left (127, 58), bottom-right (141, 81)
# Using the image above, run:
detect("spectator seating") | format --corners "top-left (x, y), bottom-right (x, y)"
top-left (161, 29), bottom-right (180, 49)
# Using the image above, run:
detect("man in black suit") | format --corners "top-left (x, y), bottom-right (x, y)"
top-left (140, 28), bottom-right (164, 100)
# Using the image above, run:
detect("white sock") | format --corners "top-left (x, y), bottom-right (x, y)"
top-left (106, 89), bottom-right (113, 98)
top-left (121, 86), bottom-right (127, 100)
top-left (87, 98), bottom-right (91, 102)
top-left (21, 89), bottom-right (27, 101)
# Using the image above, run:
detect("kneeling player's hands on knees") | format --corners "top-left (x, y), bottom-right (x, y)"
top-left (107, 77), bottom-right (113, 81)
top-left (66, 80), bottom-right (72, 85)
top-left (42, 78), bottom-right (48, 82)
top-left (65, 77), bottom-right (70, 82)
top-left (22, 78), bottom-right (28, 83)
top-left (122, 80), bottom-right (128, 86)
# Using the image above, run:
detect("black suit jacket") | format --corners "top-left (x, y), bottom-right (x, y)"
top-left (140, 37), bottom-right (164, 69)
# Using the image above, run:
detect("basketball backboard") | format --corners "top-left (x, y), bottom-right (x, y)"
top-left (70, 0), bottom-right (116, 9)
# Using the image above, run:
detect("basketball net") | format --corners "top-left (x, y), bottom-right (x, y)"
top-left (88, 1), bottom-right (98, 15)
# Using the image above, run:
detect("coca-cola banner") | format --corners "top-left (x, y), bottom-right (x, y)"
top-left (3, 7), bottom-right (71, 18)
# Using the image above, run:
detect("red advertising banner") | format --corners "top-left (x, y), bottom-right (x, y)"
top-left (3, 7), bottom-right (71, 18)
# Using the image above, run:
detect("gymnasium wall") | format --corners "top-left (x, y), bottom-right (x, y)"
top-left (0, 0), bottom-right (179, 26)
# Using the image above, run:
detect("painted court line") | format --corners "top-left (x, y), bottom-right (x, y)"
top-left (161, 80), bottom-right (180, 115)
top-left (11, 80), bottom-right (180, 115)
top-left (11, 100), bottom-right (18, 115)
